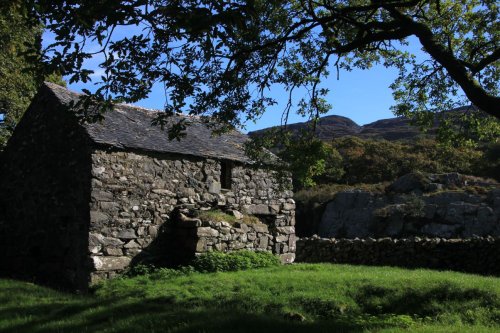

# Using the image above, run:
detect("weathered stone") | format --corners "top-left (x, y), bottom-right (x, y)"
top-left (276, 226), bottom-right (295, 234)
top-left (89, 233), bottom-right (104, 246)
top-left (92, 256), bottom-right (131, 271)
top-left (208, 181), bottom-right (221, 194)
top-left (92, 190), bottom-right (113, 201)
top-left (89, 244), bottom-right (101, 254)
top-left (90, 211), bottom-right (109, 224)
top-left (100, 201), bottom-right (120, 212)
top-left (269, 204), bottom-right (280, 213)
top-left (152, 189), bottom-right (175, 196)
top-left (197, 227), bottom-right (219, 237)
top-left (214, 242), bottom-right (227, 251)
top-left (104, 247), bottom-right (123, 256)
top-left (288, 234), bottom-right (296, 249)
top-left (100, 237), bottom-right (124, 247)
top-left (230, 210), bottom-right (244, 220)
top-left (231, 241), bottom-right (246, 250)
top-left (275, 235), bottom-right (288, 243)
top-left (117, 229), bottom-right (137, 239)
top-left (125, 248), bottom-right (142, 256)
top-left (388, 172), bottom-right (430, 193)
top-left (92, 166), bottom-right (106, 176)
top-left (253, 224), bottom-right (269, 233)
top-left (246, 204), bottom-right (271, 215)
top-left (124, 240), bottom-right (140, 249)
top-left (235, 222), bottom-right (249, 233)
top-left (148, 225), bottom-right (158, 237)
top-left (282, 202), bottom-right (295, 211)
top-left (258, 236), bottom-right (269, 249)
top-left (196, 239), bottom-right (207, 252)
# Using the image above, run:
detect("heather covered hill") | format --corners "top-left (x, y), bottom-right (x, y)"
top-left (249, 115), bottom-right (362, 141)
top-left (249, 114), bottom-right (423, 141)
top-left (249, 106), bottom-right (480, 142)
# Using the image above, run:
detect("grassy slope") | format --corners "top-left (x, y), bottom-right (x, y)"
top-left (1, 264), bottom-right (499, 333)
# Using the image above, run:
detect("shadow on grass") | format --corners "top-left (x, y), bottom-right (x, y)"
top-left (0, 296), bottom-right (375, 333)
top-left (352, 283), bottom-right (498, 316)
top-left (1, 279), bottom-right (499, 333)
top-left (0, 283), bottom-right (400, 333)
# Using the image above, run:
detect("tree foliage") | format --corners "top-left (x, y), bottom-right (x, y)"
top-left (329, 136), bottom-right (491, 184)
top-left (279, 134), bottom-right (344, 188)
top-left (0, 1), bottom-right (66, 150)
top-left (0, 1), bottom-right (43, 149)
top-left (31, 0), bottom-right (499, 134)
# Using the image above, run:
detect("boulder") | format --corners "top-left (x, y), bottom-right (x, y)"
top-left (388, 172), bottom-right (430, 193)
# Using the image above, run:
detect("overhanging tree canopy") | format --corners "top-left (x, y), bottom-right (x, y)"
top-left (33, 0), bottom-right (499, 132)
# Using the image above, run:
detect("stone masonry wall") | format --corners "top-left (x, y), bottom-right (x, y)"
top-left (0, 92), bottom-right (92, 291)
top-left (165, 217), bottom-right (295, 265)
top-left (88, 149), bottom-right (295, 281)
top-left (296, 236), bottom-right (500, 275)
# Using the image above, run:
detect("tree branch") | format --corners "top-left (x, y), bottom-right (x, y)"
top-left (385, 6), bottom-right (500, 119)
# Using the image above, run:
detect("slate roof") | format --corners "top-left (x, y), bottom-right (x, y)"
top-left (43, 82), bottom-right (251, 163)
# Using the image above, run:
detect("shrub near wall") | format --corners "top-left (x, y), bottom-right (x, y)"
top-left (296, 236), bottom-right (500, 276)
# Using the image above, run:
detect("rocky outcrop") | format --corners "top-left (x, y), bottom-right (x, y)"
top-left (317, 173), bottom-right (499, 239)
top-left (296, 236), bottom-right (500, 276)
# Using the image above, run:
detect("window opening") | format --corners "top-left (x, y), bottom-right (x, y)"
top-left (220, 160), bottom-right (233, 189)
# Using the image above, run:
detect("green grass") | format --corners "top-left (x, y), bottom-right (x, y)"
top-left (1, 264), bottom-right (499, 332)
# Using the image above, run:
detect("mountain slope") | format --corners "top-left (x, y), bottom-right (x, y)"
top-left (249, 106), bottom-right (484, 142)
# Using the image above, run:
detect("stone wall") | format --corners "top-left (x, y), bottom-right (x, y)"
top-left (88, 149), bottom-right (295, 281)
top-left (296, 236), bottom-right (500, 275)
top-left (163, 216), bottom-right (295, 265)
top-left (0, 92), bottom-right (92, 291)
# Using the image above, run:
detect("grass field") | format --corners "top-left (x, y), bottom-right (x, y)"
top-left (1, 263), bottom-right (499, 332)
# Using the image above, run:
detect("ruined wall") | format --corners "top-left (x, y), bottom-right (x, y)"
top-left (165, 218), bottom-right (295, 265)
top-left (88, 150), bottom-right (295, 281)
top-left (0, 91), bottom-right (92, 291)
top-left (296, 236), bottom-right (500, 275)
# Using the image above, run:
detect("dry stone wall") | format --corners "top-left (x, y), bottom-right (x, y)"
top-left (296, 236), bottom-right (500, 275)
top-left (165, 217), bottom-right (295, 265)
top-left (88, 149), bottom-right (295, 281)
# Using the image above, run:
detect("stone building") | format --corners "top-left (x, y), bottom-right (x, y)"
top-left (0, 83), bottom-right (295, 291)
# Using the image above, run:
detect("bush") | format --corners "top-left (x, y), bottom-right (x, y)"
top-left (190, 250), bottom-right (281, 273)
top-left (327, 137), bottom-right (485, 184)
top-left (123, 264), bottom-right (195, 279)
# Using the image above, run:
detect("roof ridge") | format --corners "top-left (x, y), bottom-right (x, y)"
top-left (40, 82), bottom-right (251, 163)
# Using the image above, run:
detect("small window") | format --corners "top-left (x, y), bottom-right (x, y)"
top-left (220, 160), bottom-right (233, 189)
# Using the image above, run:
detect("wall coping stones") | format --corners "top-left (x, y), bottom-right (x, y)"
top-left (296, 236), bottom-right (500, 275)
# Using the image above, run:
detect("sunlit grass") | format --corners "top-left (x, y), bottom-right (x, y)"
top-left (1, 264), bottom-right (499, 332)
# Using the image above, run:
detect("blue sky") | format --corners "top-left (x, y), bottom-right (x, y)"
top-left (44, 28), bottom-right (427, 133)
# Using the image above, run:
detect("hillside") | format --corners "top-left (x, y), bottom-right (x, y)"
top-left (249, 106), bottom-right (477, 142)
